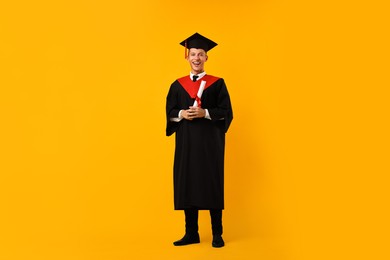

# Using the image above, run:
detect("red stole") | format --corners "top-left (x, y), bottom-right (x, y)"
top-left (177, 74), bottom-right (220, 100)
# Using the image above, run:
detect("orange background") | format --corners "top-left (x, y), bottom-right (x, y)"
top-left (1, 1), bottom-right (389, 259)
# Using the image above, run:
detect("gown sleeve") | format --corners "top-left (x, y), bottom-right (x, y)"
top-left (207, 79), bottom-right (233, 133)
top-left (166, 82), bottom-right (181, 136)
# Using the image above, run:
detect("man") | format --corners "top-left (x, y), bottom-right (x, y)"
top-left (165, 32), bottom-right (233, 248)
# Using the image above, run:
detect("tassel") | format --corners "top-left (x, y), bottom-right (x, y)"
top-left (185, 40), bottom-right (188, 59)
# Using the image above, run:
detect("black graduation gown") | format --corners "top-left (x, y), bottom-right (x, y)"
top-left (166, 75), bottom-right (233, 210)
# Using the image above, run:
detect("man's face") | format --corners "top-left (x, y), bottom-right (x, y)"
top-left (187, 48), bottom-right (208, 74)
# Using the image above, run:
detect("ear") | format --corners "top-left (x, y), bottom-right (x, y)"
top-left (205, 55), bottom-right (208, 61)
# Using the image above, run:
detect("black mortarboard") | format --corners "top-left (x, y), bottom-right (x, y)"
top-left (180, 32), bottom-right (218, 58)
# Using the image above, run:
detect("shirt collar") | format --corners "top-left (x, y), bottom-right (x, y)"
top-left (190, 71), bottom-right (206, 81)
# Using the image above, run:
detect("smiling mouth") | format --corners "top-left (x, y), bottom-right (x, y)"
top-left (192, 62), bottom-right (201, 66)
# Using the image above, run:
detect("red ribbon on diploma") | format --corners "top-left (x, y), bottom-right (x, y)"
top-left (195, 96), bottom-right (202, 108)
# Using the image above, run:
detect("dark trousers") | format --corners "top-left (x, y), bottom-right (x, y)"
top-left (184, 209), bottom-right (223, 236)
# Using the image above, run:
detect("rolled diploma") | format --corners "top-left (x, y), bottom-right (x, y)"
top-left (193, 80), bottom-right (206, 107)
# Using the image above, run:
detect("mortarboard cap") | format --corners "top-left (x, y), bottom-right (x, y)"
top-left (180, 32), bottom-right (218, 58)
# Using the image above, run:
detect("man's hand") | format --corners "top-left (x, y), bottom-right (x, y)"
top-left (182, 106), bottom-right (206, 120)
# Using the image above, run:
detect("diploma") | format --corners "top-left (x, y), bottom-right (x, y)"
top-left (193, 80), bottom-right (206, 107)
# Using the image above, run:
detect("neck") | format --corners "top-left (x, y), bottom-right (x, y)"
top-left (191, 70), bottom-right (204, 75)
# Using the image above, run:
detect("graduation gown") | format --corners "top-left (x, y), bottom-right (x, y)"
top-left (166, 75), bottom-right (233, 210)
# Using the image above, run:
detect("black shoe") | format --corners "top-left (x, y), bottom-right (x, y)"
top-left (212, 235), bottom-right (225, 248)
top-left (173, 233), bottom-right (200, 246)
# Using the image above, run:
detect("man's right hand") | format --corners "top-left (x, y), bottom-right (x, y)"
top-left (181, 109), bottom-right (193, 120)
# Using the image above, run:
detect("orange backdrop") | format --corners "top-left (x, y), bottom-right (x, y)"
top-left (1, 0), bottom-right (389, 259)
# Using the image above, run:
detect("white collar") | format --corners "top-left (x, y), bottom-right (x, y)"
top-left (190, 71), bottom-right (206, 81)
